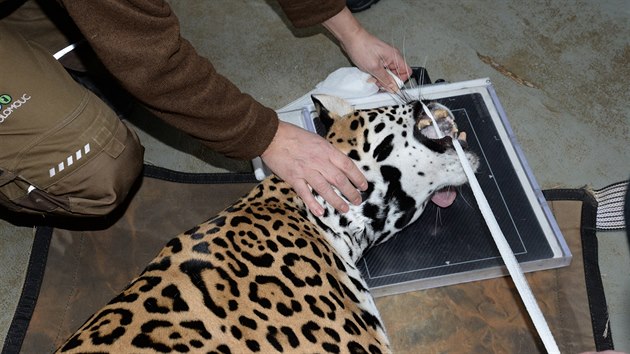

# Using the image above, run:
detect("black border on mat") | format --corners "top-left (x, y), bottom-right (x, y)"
top-left (1, 182), bottom-right (615, 353)
top-left (142, 164), bottom-right (259, 184)
top-left (1, 226), bottom-right (53, 354)
top-left (1, 165), bottom-right (258, 354)
top-left (543, 188), bottom-right (615, 351)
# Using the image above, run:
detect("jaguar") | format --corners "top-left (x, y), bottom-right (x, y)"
top-left (57, 94), bottom-right (478, 353)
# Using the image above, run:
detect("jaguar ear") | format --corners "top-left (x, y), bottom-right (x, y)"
top-left (312, 94), bottom-right (354, 134)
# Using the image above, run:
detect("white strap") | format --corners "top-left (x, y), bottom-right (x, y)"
top-left (421, 102), bottom-right (560, 353)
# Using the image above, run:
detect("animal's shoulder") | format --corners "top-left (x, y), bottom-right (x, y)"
top-left (57, 178), bottom-right (390, 353)
top-left (58, 96), bottom-right (474, 354)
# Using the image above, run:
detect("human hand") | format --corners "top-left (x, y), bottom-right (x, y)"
top-left (323, 7), bottom-right (411, 92)
top-left (339, 28), bottom-right (411, 93)
top-left (261, 121), bottom-right (368, 216)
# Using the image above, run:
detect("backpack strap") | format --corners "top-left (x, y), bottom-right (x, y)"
top-left (0, 168), bottom-right (18, 187)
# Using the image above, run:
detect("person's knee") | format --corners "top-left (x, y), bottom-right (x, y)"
top-left (46, 120), bottom-right (145, 216)
top-left (0, 109), bottom-right (144, 217)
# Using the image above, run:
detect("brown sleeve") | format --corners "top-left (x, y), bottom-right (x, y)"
top-left (276, 0), bottom-right (345, 28)
top-left (59, 0), bottom-right (278, 160)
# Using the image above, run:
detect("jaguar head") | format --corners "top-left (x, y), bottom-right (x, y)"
top-left (311, 94), bottom-right (478, 262)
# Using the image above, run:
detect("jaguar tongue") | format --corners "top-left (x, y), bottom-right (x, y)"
top-left (431, 187), bottom-right (457, 208)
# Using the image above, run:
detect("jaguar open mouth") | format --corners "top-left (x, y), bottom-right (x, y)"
top-left (413, 101), bottom-right (468, 151)
top-left (414, 101), bottom-right (468, 208)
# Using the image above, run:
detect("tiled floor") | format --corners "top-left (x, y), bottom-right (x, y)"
top-left (1, 0), bottom-right (628, 352)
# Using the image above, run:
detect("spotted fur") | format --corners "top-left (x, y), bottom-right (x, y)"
top-left (57, 95), bottom-right (478, 353)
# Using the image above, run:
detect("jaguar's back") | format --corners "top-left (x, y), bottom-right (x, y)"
top-left (57, 95), bottom-right (476, 353)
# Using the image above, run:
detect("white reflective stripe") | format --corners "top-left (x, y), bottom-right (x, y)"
top-left (48, 145), bottom-right (92, 179)
top-left (53, 43), bottom-right (78, 60)
top-left (27, 185), bottom-right (36, 194)
top-left (421, 102), bottom-right (559, 353)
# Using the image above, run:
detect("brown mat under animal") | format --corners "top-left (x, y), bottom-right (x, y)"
top-left (376, 191), bottom-right (612, 353)
top-left (4, 167), bottom-right (615, 353)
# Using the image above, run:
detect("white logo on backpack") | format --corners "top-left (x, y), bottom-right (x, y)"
top-left (0, 93), bottom-right (31, 124)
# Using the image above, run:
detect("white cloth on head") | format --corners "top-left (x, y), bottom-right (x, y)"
top-left (278, 67), bottom-right (379, 113)
top-left (313, 67), bottom-right (379, 98)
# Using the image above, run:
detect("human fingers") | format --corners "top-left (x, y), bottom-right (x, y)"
top-left (372, 66), bottom-right (401, 93)
top-left (369, 49), bottom-right (412, 92)
top-left (385, 59), bottom-right (412, 83)
top-left (328, 146), bottom-right (368, 199)
top-left (289, 125), bottom-right (366, 206)
top-left (261, 122), bottom-right (366, 215)
top-left (290, 178), bottom-right (325, 217)
top-left (303, 170), bottom-right (352, 215)
top-left (301, 140), bottom-right (365, 212)
top-left (382, 51), bottom-right (412, 87)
